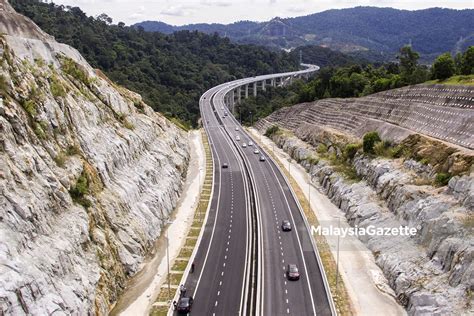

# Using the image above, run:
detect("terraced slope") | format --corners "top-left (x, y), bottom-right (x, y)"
top-left (257, 84), bottom-right (474, 150)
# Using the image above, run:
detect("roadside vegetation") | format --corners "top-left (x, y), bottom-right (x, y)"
top-left (150, 130), bottom-right (213, 316)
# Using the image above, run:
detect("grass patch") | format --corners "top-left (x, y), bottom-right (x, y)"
top-left (426, 74), bottom-right (474, 86)
top-left (172, 259), bottom-right (189, 271)
top-left (434, 172), bottom-right (452, 187)
top-left (50, 74), bottom-right (66, 98)
top-left (54, 151), bottom-right (67, 167)
top-left (67, 145), bottom-right (81, 156)
top-left (150, 305), bottom-right (168, 316)
top-left (169, 273), bottom-right (183, 285)
top-left (60, 56), bottom-right (91, 86)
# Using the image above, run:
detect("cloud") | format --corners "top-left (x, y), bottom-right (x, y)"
top-left (161, 6), bottom-right (188, 17)
top-left (201, 0), bottom-right (232, 7)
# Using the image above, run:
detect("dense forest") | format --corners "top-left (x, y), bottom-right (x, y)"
top-left (237, 46), bottom-right (474, 125)
top-left (136, 7), bottom-right (474, 60)
top-left (11, 0), bottom-right (299, 126)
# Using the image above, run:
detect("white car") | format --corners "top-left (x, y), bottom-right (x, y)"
top-left (253, 149), bottom-right (260, 154)
top-left (242, 143), bottom-right (247, 148)
top-left (235, 127), bottom-right (239, 131)
top-left (248, 141), bottom-right (254, 146)
top-left (221, 106), bottom-right (224, 110)
top-left (236, 136), bottom-right (241, 141)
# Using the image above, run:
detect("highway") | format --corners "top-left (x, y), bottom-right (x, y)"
top-left (177, 65), bottom-right (335, 315)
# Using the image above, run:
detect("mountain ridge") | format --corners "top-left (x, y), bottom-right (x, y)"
top-left (135, 6), bottom-right (474, 61)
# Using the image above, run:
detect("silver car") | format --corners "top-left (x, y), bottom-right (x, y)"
top-left (259, 155), bottom-right (266, 161)
top-left (242, 143), bottom-right (247, 148)
top-left (253, 149), bottom-right (260, 154)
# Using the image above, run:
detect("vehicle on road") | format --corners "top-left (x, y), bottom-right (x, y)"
top-left (236, 135), bottom-right (240, 141)
top-left (242, 143), bottom-right (247, 148)
top-left (259, 155), bottom-right (266, 161)
top-left (222, 163), bottom-right (229, 168)
top-left (235, 127), bottom-right (239, 131)
top-left (176, 296), bottom-right (193, 314)
top-left (248, 141), bottom-right (254, 146)
top-left (281, 220), bottom-right (292, 231)
top-left (287, 264), bottom-right (300, 281)
top-left (253, 149), bottom-right (260, 154)
top-left (224, 111), bottom-right (228, 116)
top-left (221, 106), bottom-right (224, 110)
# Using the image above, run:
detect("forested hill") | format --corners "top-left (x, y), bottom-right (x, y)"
top-left (10, 0), bottom-right (299, 126)
top-left (136, 7), bottom-right (474, 61)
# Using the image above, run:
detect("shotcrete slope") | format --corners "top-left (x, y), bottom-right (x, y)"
top-left (0, 1), bottom-right (189, 314)
top-left (258, 84), bottom-right (474, 150)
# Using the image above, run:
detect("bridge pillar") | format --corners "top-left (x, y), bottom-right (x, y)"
top-left (237, 86), bottom-right (242, 104)
top-left (245, 84), bottom-right (249, 98)
top-left (253, 82), bottom-right (257, 97)
top-left (271, 78), bottom-right (276, 87)
top-left (261, 80), bottom-right (266, 91)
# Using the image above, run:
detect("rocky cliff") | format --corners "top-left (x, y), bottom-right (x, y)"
top-left (0, 1), bottom-right (189, 314)
top-left (256, 84), bottom-right (473, 314)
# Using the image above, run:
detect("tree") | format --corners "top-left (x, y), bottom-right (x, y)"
top-left (432, 53), bottom-right (455, 80)
top-left (461, 46), bottom-right (474, 75)
top-left (363, 131), bottom-right (381, 154)
top-left (398, 45), bottom-right (419, 83)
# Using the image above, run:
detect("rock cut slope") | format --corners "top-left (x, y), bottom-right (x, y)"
top-left (0, 1), bottom-right (189, 314)
top-left (256, 84), bottom-right (473, 315)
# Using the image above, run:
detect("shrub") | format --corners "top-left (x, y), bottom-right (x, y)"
top-left (33, 122), bottom-right (46, 139)
top-left (60, 56), bottom-right (91, 86)
top-left (317, 143), bottom-right (328, 154)
top-left (434, 173), bottom-right (452, 187)
top-left (69, 170), bottom-right (92, 208)
top-left (363, 131), bottom-right (381, 154)
top-left (67, 145), bottom-right (81, 156)
top-left (344, 143), bottom-right (361, 160)
top-left (307, 156), bottom-right (319, 165)
top-left (22, 99), bottom-right (37, 117)
top-left (54, 152), bottom-right (67, 167)
top-left (50, 75), bottom-right (66, 97)
top-left (0, 74), bottom-right (8, 96)
top-left (264, 125), bottom-right (280, 137)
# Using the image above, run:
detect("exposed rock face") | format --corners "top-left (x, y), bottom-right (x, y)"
top-left (0, 1), bottom-right (189, 314)
top-left (255, 82), bottom-right (474, 315)
top-left (258, 128), bottom-right (473, 315)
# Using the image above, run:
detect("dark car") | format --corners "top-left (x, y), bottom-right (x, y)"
top-left (222, 163), bottom-right (229, 168)
top-left (176, 296), bottom-right (193, 314)
top-left (287, 264), bottom-right (300, 281)
top-left (281, 220), bottom-right (292, 231)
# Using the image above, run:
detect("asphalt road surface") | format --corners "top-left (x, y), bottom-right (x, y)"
top-left (180, 65), bottom-right (334, 316)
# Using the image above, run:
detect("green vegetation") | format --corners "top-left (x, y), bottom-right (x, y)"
top-left (363, 131), bottom-right (381, 154)
top-left (434, 172), bottom-right (452, 187)
top-left (49, 75), bottom-right (66, 97)
top-left (21, 99), bottom-right (37, 117)
top-left (264, 125), bottom-right (280, 137)
top-left (427, 74), bottom-right (474, 86)
top-left (12, 0), bottom-right (298, 126)
top-left (69, 169), bottom-right (92, 208)
top-left (66, 145), bottom-right (81, 156)
top-left (60, 56), bottom-right (91, 86)
top-left (344, 143), bottom-right (362, 160)
top-left (432, 53), bottom-right (456, 80)
top-left (54, 151), bottom-right (67, 167)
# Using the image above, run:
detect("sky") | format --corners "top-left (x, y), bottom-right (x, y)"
top-left (50, 0), bottom-right (473, 26)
